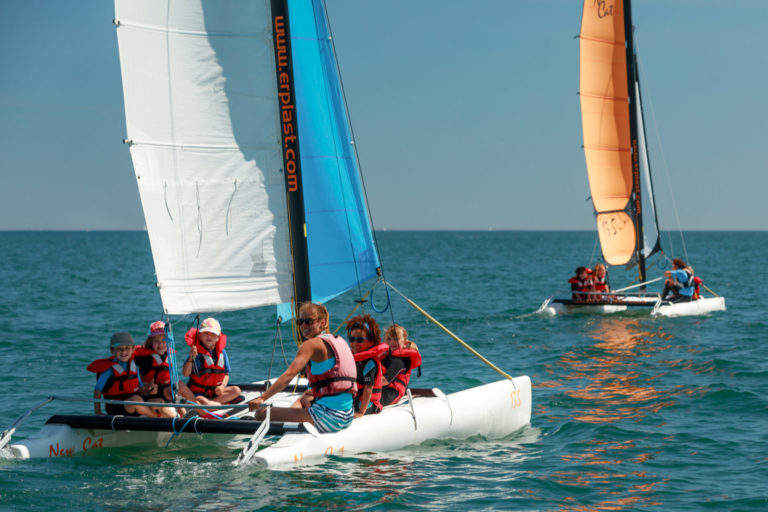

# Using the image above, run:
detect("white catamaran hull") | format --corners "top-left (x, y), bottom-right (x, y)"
top-left (652, 297), bottom-right (726, 317)
top-left (8, 378), bottom-right (531, 464)
top-left (540, 296), bottom-right (657, 316)
top-left (541, 296), bottom-right (725, 318)
top-left (7, 387), bottom-right (294, 460)
top-left (253, 377), bottom-right (532, 467)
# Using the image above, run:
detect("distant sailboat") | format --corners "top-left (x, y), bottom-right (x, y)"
top-left (6, 0), bottom-right (531, 465)
top-left (540, 0), bottom-right (725, 317)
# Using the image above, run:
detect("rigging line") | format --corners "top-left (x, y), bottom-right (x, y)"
top-left (384, 282), bottom-right (518, 386)
top-left (333, 287), bottom-right (373, 335)
top-left (370, 276), bottom-right (392, 315)
top-left (589, 227), bottom-right (600, 267)
top-left (313, 2), bottom-right (364, 304)
top-left (278, 320), bottom-right (289, 366)
top-left (321, 0), bottom-right (390, 310)
top-left (267, 319), bottom-right (280, 381)
top-left (164, 320), bottom-right (181, 403)
top-left (635, 54), bottom-right (689, 264)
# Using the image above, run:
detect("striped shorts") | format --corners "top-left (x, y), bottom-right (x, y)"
top-left (308, 402), bottom-right (354, 433)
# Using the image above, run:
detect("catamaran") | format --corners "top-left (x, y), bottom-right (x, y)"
top-left (539, 0), bottom-right (725, 318)
top-left (2, 0), bottom-right (531, 466)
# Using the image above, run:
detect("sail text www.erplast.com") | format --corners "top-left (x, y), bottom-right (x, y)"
top-left (274, 15), bottom-right (298, 193)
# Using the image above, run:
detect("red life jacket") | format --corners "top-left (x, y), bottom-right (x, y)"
top-left (133, 346), bottom-right (170, 386)
top-left (568, 276), bottom-right (592, 300)
top-left (593, 275), bottom-right (608, 292)
top-left (185, 328), bottom-right (229, 398)
top-left (86, 356), bottom-right (141, 400)
top-left (307, 333), bottom-right (358, 399)
top-left (568, 277), bottom-right (592, 291)
top-left (383, 347), bottom-right (422, 405)
top-left (693, 276), bottom-right (703, 299)
top-left (353, 342), bottom-right (389, 412)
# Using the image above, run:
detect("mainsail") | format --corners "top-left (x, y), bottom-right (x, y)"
top-left (115, 0), bottom-right (379, 316)
top-left (578, 0), bottom-right (660, 277)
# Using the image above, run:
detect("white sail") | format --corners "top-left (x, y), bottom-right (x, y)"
top-left (115, 0), bottom-right (292, 314)
top-left (635, 81), bottom-right (660, 258)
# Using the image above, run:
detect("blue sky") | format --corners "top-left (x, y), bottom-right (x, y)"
top-left (1, 0), bottom-right (766, 231)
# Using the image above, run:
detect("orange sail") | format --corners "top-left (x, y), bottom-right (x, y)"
top-left (579, 0), bottom-right (636, 265)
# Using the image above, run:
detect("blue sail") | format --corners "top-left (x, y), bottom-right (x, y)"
top-left (278, 0), bottom-right (379, 321)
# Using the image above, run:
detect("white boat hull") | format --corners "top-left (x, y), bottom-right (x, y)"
top-left (542, 302), bottom-right (627, 315)
top-left (8, 423), bottom-right (173, 459)
top-left (540, 296), bottom-right (725, 318)
top-left (7, 378), bottom-right (531, 465)
top-left (253, 377), bottom-right (532, 467)
top-left (652, 296), bottom-right (726, 317)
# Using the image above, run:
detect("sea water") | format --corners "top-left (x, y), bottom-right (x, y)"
top-left (0, 230), bottom-right (766, 511)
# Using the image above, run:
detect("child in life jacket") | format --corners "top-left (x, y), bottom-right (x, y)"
top-left (569, 266), bottom-right (594, 302)
top-left (134, 321), bottom-right (190, 417)
top-left (182, 317), bottom-right (242, 406)
top-left (87, 332), bottom-right (158, 417)
top-left (380, 324), bottom-right (422, 406)
top-left (591, 263), bottom-right (612, 301)
top-left (347, 314), bottom-right (388, 418)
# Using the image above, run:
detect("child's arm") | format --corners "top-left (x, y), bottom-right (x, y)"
top-left (215, 374), bottom-right (230, 396)
top-left (93, 390), bottom-right (103, 415)
top-left (355, 384), bottom-right (373, 418)
top-left (182, 346), bottom-right (197, 377)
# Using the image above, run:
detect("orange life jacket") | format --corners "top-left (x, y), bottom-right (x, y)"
top-left (133, 346), bottom-right (170, 386)
top-left (382, 346), bottom-right (422, 405)
top-left (185, 328), bottom-right (229, 398)
top-left (87, 356), bottom-right (141, 400)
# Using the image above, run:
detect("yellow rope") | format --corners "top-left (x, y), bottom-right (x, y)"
top-left (385, 284), bottom-right (515, 382)
top-left (333, 288), bottom-right (373, 335)
top-left (702, 284), bottom-right (720, 297)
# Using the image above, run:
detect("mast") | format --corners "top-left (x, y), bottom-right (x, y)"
top-left (270, 0), bottom-right (311, 318)
top-left (623, 0), bottom-right (647, 285)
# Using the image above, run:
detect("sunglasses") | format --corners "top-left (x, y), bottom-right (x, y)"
top-left (348, 336), bottom-right (368, 343)
top-left (297, 317), bottom-right (317, 325)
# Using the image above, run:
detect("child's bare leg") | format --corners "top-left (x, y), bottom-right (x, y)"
top-left (163, 387), bottom-right (185, 416)
top-left (292, 390), bottom-right (313, 408)
top-left (194, 395), bottom-right (220, 406)
top-left (124, 395), bottom-right (158, 418)
top-left (177, 382), bottom-right (196, 402)
top-left (215, 386), bottom-right (241, 404)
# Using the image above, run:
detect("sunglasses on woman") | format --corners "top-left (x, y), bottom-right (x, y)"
top-left (297, 317), bottom-right (317, 325)
top-left (348, 336), bottom-right (368, 343)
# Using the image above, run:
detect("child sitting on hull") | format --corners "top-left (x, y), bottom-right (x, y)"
top-left (183, 317), bottom-right (241, 406)
top-left (380, 324), bottom-right (422, 407)
top-left (134, 321), bottom-right (189, 417)
top-left (591, 263), bottom-right (613, 302)
top-left (569, 266), bottom-right (595, 302)
top-left (347, 314), bottom-right (389, 418)
top-left (88, 332), bottom-right (164, 418)
top-left (248, 303), bottom-right (357, 433)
